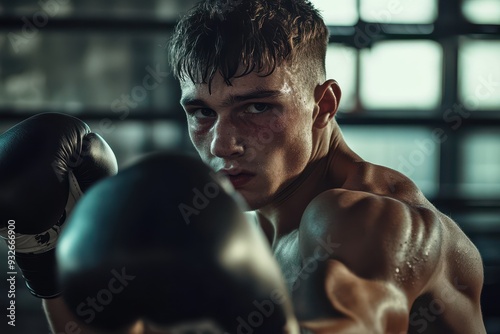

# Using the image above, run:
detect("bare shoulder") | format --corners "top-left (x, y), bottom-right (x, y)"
top-left (299, 188), bottom-right (444, 299)
top-left (342, 160), bottom-right (428, 205)
top-left (343, 161), bottom-right (483, 296)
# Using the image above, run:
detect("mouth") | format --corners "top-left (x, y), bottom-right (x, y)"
top-left (218, 169), bottom-right (256, 189)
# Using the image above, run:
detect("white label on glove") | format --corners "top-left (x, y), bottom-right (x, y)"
top-left (0, 171), bottom-right (83, 254)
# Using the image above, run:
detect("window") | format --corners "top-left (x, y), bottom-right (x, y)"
top-left (458, 38), bottom-right (500, 111)
top-left (462, 0), bottom-right (500, 24)
top-left (460, 130), bottom-right (500, 198)
top-left (326, 44), bottom-right (357, 112)
top-left (360, 0), bottom-right (437, 23)
top-left (311, 0), bottom-right (358, 26)
top-left (360, 40), bottom-right (442, 110)
top-left (342, 126), bottom-right (439, 196)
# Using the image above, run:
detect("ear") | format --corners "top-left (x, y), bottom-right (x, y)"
top-left (313, 80), bottom-right (342, 129)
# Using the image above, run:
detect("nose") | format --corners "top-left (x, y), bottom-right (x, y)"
top-left (210, 118), bottom-right (244, 158)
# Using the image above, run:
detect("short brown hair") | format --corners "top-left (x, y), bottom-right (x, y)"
top-left (168, 0), bottom-right (329, 90)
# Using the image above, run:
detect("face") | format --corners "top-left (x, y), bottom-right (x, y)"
top-left (180, 66), bottom-right (318, 210)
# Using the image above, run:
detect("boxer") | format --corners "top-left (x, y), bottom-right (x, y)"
top-left (1, 0), bottom-right (487, 333)
top-left (167, 0), bottom-right (486, 333)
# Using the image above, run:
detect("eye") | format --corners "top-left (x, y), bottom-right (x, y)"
top-left (246, 103), bottom-right (271, 114)
top-left (190, 108), bottom-right (216, 119)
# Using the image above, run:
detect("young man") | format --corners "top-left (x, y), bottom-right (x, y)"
top-left (168, 0), bottom-right (486, 332)
top-left (0, 1), bottom-right (485, 333)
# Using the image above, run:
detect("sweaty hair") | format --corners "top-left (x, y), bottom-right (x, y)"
top-left (168, 0), bottom-right (329, 90)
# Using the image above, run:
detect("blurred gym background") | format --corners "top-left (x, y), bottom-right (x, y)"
top-left (0, 0), bottom-right (499, 332)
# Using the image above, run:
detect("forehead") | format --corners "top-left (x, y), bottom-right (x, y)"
top-left (180, 66), bottom-right (297, 105)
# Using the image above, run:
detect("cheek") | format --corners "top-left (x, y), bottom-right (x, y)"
top-left (256, 111), bottom-right (310, 153)
top-left (263, 128), bottom-right (310, 167)
top-left (188, 127), bottom-right (210, 154)
top-left (283, 120), bottom-right (314, 164)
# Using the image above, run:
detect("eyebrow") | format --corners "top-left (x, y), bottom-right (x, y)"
top-left (180, 89), bottom-right (285, 107)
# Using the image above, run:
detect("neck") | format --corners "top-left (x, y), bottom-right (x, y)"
top-left (256, 120), bottom-right (350, 245)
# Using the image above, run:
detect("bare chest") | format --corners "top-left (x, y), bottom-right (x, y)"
top-left (272, 230), bottom-right (302, 293)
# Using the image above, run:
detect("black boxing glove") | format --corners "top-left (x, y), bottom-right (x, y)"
top-left (57, 152), bottom-right (299, 333)
top-left (0, 113), bottom-right (118, 298)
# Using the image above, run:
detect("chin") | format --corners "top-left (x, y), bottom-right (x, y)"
top-left (236, 190), bottom-right (270, 211)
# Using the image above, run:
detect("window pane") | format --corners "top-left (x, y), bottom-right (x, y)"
top-left (360, 0), bottom-right (437, 23)
top-left (459, 130), bottom-right (500, 198)
top-left (459, 39), bottom-right (500, 111)
top-left (360, 40), bottom-right (442, 110)
top-left (310, 0), bottom-right (358, 25)
top-left (341, 126), bottom-right (439, 196)
top-left (326, 44), bottom-right (357, 112)
top-left (462, 0), bottom-right (500, 24)
top-left (0, 31), bottom-right (177, 114)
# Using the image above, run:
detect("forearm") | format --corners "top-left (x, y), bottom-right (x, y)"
top-left (294, 260), bottom-right (409, 334)
top-left (299, 309), bottom-right (409, 334)
top-left (299, 318), bottom-right (366, 334)
top-left (43, 297), bottom-right (100, 334)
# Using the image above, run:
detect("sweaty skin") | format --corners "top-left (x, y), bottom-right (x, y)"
top-left (180, 66), bottom-right (486, 333)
